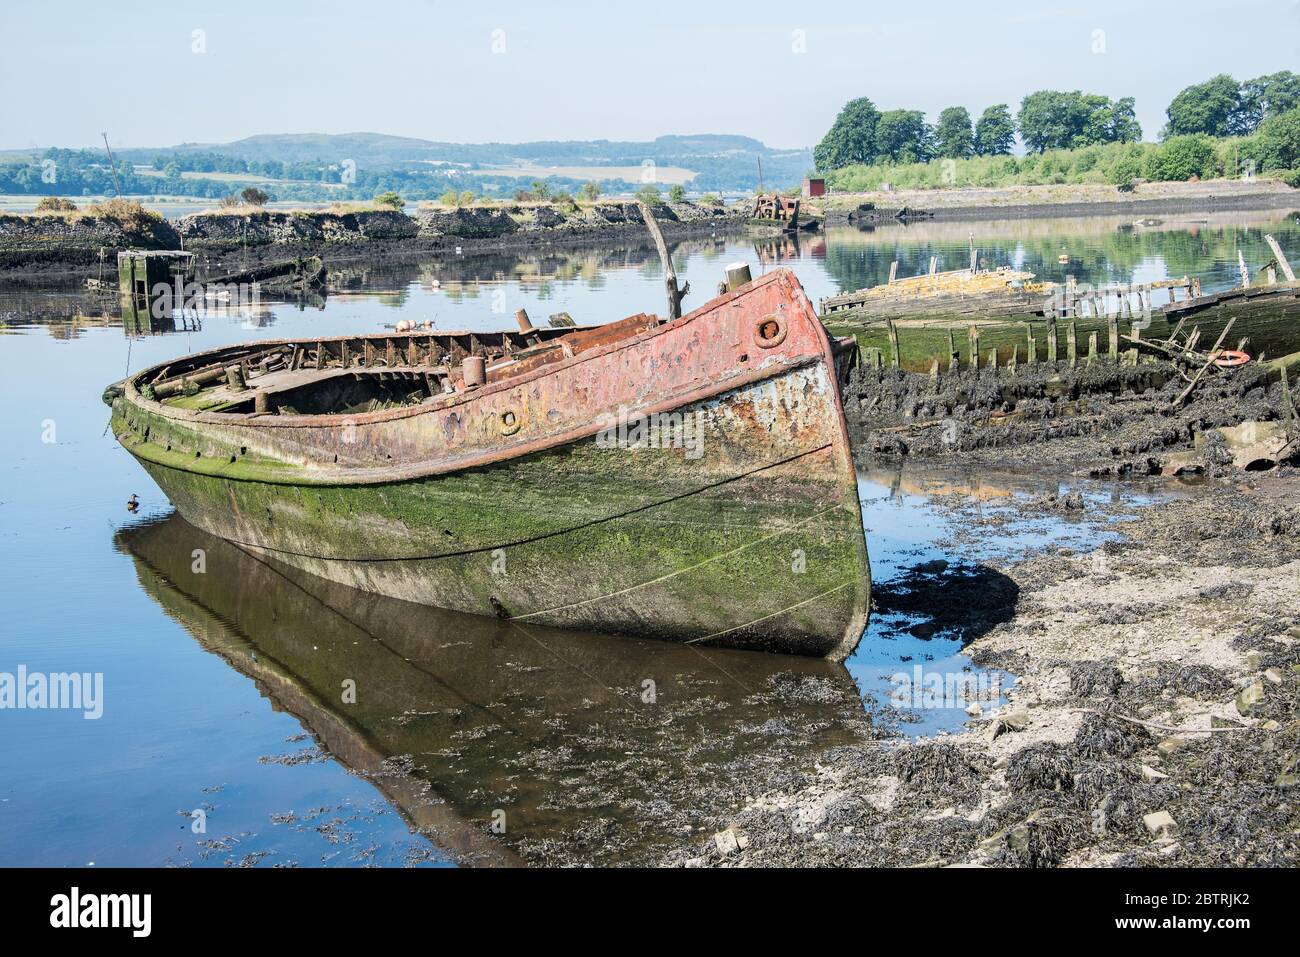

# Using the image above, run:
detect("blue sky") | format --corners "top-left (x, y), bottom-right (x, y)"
top-left (1, 0), bottom-right (1296, 150)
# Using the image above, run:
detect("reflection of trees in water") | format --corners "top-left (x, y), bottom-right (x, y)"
top-left (819, 218), bottom-right (1300, 294)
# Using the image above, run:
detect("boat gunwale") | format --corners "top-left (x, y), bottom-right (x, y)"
top-left (121, 270), bottom-right (806, 432)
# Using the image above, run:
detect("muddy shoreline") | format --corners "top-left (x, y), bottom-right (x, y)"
top-left (0, 204), bottom-right (744, 286)
top-left (659, 468), bottom-right (1300, 867)
top-left (648, 355), bottom-right (1300, 868)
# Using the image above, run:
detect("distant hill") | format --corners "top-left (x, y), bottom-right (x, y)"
top-left (0, 131), bottom-right (812, 202)
top-left (140, 131), bottom-right (805, 182)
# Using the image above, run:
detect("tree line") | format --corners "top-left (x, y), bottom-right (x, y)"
top-left (815, 71), bottom-right (1300, 172)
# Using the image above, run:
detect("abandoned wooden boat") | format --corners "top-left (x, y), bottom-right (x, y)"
top-left (107, 268), bottom-right (870, 660)
top-left (821, 248), bottom-right (1300, 374)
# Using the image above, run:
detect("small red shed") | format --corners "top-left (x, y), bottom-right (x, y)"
top-left (802, 177), bottom-right (826, 198)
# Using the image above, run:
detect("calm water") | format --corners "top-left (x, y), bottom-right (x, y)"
top-left (0, 211), bottom-right (1294, 865)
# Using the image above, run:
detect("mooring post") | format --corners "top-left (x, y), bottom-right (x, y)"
top-left (1067, 321), bottom-right (1078, 368)
top-left (1088, 331), bottom-right (1098, 366)
top-left (1265, 234), bottom-right (1296, 282)
top-left (968, 234), bottom-right (977, 275)
top-left (989, 347), bottom-right (998, 370)
top-left (968, 325), bottom-right (979, 371)
top-left (888, 261), bottom-right (898, 284)
top-left (1047, 316), bottom-right (1058, 364)
top-left (1027, 334), bottom-right (1037, 365)
top-left (1108, 318), bottom-right (1120, 361)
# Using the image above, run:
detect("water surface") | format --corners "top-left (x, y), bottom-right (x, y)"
top-left (0, 212), bottom-right (1289, 864)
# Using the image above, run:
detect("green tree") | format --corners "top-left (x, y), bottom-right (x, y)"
top-left (530, 180), bottom-right (551, 201)
top-left (240, 186), bottom-right (269, 206)
top-left (635, 184), bottom-right (662, 204)
top-left (813, 97), bottom-right (880, 170)
top-left (874, 110), bottom-right (933, 163)
top-left (1145, 134), bottom-right (1218, 181)
top-left (668, 184), bottom-right (686, 203)
top-left (373, 190), bottom-right (403, 209)
top-left (1249, 106), bottom-right (1300, 171)
top-left (973, 104), bottom-right (1016, 155)
top-left (1238, 71), bottom-right (1300, 133)
top-left (934, 107), bottom-right (973, 159)
top-left (1165, 74), bottom-right (1242, 137)
top-left (1018, 90), bottom-right (1090, 151)
top-left (579, 180), bottom-right (601, 201)
top-left (457, 190), bottom-right (476, 206)
top-left (438, 189), bottom-right (459, 205)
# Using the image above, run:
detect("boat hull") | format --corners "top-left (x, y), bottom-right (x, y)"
top-left (112, 270), bottom-right (871, 659)
top-left (826, 283), bottom-right (1300, 374)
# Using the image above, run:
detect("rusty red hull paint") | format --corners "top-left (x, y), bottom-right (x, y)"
top-left (110, 269), bottom-right (872, 658)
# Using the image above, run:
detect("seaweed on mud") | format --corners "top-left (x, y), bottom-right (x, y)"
top-left (1006, 744), bottom-right (1076, 793)
top-left (1121, 662), bottom-right (1233, 702)
top-left (766, 672), bottom-right (844, 705)
top-left (891, 742), bottom-right (984, 791)
top-left (1196, 581), bottom-right (1256, 602)
top-left (1073, 711), bottom-right (1151, 759)
top-left (981, 800), bottom-right (1084, 868)
top-left (1069, 661), bottom-right (1126, 698)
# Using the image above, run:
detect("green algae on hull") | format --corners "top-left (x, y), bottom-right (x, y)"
top-left (109, 269), bottom-right (871, 659)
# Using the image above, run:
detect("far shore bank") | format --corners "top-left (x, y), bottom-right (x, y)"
top-left (822, 178), bottom-right (1298, 223)
top-left (0, 199), bottom-right (744, 284)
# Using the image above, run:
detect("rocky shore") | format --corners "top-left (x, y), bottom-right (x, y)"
top-left (661, 469), bottom-right (1300, 868)
top-left (0, 199), bottom-right (743, 280)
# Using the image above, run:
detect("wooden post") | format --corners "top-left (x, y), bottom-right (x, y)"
top-left (1265, 234), bottom-right (1296, 281)
top-left (989, 348), bottom-right (998, 370)
top-left (888, 261), bottom-right (899, 284)
top-left (1238, 250), bottom-right (1250, 288)
top-left (948, 329), bottom-right (958, 374)
top-left (886, 320), bottom-right (901, 369)
top-left (1108, 318), bottom-right (1120, 361)
top-left (638, 201), bottom-right (687, 318)
top-left (930, 358), bottom-right (940, 388)
top-left (1087, 331), bottom-right (1098, 366)
top-left (1067, 322), bottom-right (1077, 368)
top-left (1046, 316), bottom-right (1058, 364)
top-left (968, 325), bottom-right (980, 371)
top-left (1027, 334), bottom-right (1036, 365)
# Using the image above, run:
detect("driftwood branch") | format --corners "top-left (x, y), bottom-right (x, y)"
top-left (1172, 317), bottom-right (1236, 408)
top-left (637, 201), bottom-right (687, 319)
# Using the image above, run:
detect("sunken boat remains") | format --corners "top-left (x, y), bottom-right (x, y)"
top-left (821, 235), bottom-right (1300, 373)
top-left (107, 268), bottom-right (870, 659)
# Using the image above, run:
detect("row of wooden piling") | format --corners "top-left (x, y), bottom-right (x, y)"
top-left (861, 314), bottom-right (1241, 377)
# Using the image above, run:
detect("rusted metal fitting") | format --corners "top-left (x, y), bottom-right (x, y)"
top-left (463, 355), bottom-right (487, 388)
top-left (726, 263), bottom-right (753, 292)
top-left (753, 314), bottom-right (787, 348)
top-left (515, 309), bottom-right (536, 335)
top-left (499, 408), bottom-right (522, 435)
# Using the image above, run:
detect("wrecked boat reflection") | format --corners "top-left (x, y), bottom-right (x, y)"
top-left (117, 513), bottom-right (871, 866)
